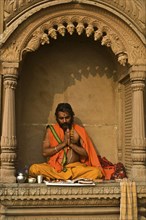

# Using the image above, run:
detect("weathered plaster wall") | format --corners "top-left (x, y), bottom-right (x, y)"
top-left (16, 33), bottom-right (119, 171)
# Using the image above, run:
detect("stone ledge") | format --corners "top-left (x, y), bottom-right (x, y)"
top-left (0, 181), bottom-right (146, 220)
top-left (0, 182), bottom-right (121, 199)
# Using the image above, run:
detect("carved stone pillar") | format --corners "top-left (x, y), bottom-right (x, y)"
top-left (130, 65), bottom-right (146, 181)
top-left (0, 62), bottom-right (18, 183)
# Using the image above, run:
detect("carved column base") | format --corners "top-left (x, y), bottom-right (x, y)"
top-left (1, 168), bottom-right (16, 183)
top-left (130, 166), bottom-right (146, 181)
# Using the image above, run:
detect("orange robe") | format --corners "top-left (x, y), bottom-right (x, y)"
top-left (48, 123), bottom-right (104, 173)
top-left (29, 123), bottom-right (104, 180)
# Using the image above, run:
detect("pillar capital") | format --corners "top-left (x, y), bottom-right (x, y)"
top-left (2, 62), bottom-right (19, 75)
top-left (129, 65), bottom-right (146, 81)
top-left (131, 80), bottom-right (145, 92)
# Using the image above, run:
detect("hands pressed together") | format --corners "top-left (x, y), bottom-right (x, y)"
top-left (63, 128), bottom-right (75, 147)
top-left (43, 128), bottom-right (88, 159)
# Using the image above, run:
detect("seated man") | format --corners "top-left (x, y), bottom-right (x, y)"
top-left (29, 103), bottom-right (104, 180)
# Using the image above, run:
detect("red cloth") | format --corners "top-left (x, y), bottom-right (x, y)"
top-left (47, 123), bottom-right (104, 175)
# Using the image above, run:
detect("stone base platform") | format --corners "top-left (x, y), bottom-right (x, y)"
top-left (0, 181), bottom-right (146, 220)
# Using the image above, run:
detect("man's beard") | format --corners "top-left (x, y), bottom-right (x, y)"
top-left (57, 118), bottom-right (73, 131)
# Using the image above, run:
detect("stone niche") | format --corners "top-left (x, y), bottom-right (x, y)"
top-left (16, 32), bottom-right (123, 172)
top-left (0, 1), bottom-right (146, 220)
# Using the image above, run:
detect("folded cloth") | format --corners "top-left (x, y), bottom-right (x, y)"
top-left (120, 179), bottom-right (138, 220)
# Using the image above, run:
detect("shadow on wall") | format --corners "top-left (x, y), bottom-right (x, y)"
top-left (16, 33), bottom-right (120, 171)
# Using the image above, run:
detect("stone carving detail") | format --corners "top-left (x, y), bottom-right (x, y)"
top-left (0, 184), bottom-right (121, 198)
top-left (66, 22), bottom-right (75, 35)
top-left (132, 151), bottom-right (146, 163)
top-left (117, 53), bottom-right (128, 66)
top-left (1, 198), bottom-right (120, 207)
top-left (4, 0), bottom-right (35, 21)
top-left (117, 84), bottom-right (124, 162)
top-left (1, 41), bottom-right (20, 62)
top-left (22, 31), bottom-right (43, 53)
top-left (41, 33), bottom-right (50, 45)
top-left (0, 183), bottom-right (145, 219)
top-left (94, 29), bottom-right (103, 41)
top-left (1, 152), bottom-right (17, 162)
top-left (109, 33), bottom-right (125, 54)
top-left (1, 74), bottom-right (18, 183)
top-left (57, 24), bottom-right (66, 36)
top-left (48, 27), bottom-right (57, 39)
top-left (100, 32), bottom-right (128, 66)
top-left (101, 35), bottom-right (111, 47)
top-left (130, 69), bottom-right (146, 180)
top-left (85, 24), bottom-right (94, 37)
top-left (22, 18), bottom-right (128, 66)
top-left (0, 217), bottom-right (120, 220)
top-left (130, 43), bottom-right (146, 65)
top-left (3, 79), bottom-right (17, 89)
top-left (76, 23), bottom-right (84, 35)
top-left (3, 0), bottom-right (145, 35)
top-left (1, 3), bottom-right (145, 66)
top-left (105, 0), bottom-right (145, 31)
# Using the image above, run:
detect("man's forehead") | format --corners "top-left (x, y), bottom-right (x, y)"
top-left (58, 111), bottom-right (70, 116)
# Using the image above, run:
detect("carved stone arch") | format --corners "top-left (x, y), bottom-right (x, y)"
top-left (18, 16), bottom-right (131, 66)
top-left (21, 16), bottom-right (128, 66)
top-left (1, 3), bottom-right (145, 67)
top-left (2, 0), bottom-right (145, 45)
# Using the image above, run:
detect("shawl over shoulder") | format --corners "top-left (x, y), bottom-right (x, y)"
top-left (47, 123), bottom-right (104, 175)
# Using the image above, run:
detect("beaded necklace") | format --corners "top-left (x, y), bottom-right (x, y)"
top-left (66, 126), bottom-right (74, 150)
top-left (66, 127), bottom-right (74, 163)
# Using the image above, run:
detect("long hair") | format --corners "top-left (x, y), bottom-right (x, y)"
top-left (55, 103), bottom-right (74, 118)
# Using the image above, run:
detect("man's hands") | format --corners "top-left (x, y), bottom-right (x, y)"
top-left (64, 129), bottom-right (87, 158)
top-left (63, 128), bottom-right (76, 147)
top-left (64, 128), bottom-right (70, 146)
top-left (43, 127), bottom-right (88, 159)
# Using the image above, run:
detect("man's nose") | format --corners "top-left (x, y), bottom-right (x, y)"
top-left (63, 118), bottom-right (67, 122)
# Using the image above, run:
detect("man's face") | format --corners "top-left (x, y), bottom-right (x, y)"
top-left (56, 111), bottom-right (73, 130)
